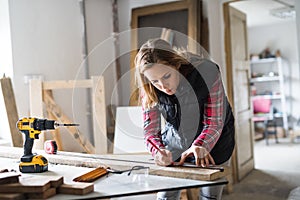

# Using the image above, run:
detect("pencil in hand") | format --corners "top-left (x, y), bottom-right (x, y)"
top-left (147, 138), bottom-right (174, 166)
top-left (147, 138), bottom-right (163, 153)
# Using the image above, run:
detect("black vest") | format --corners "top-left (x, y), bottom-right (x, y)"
top-left (156, 59), bottom-right (235, 165)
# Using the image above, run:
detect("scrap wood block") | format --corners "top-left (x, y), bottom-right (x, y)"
top-left (48, 176), bottom-right (64, 188)
top-left (0, 175), bottom-right (63, 193)
top-left (0, 182), bottom-right (51, 193)
top-left (0, 193), bottom-right (24, 200)
top-left (58, 183), bottom-right (94, 195)
top-left (25, 187), bottom-right (56, 199)
top-left (0, 172), bottom-right (20, 184)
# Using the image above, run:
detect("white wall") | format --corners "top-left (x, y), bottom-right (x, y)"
top-left (296, 1), bottom-right (300, 118)
top-left (0, 0), bottom-right (13, 77)
top-left (84, 0), bottom-right (117, 138)
top-left (8, 0), bottom-right (94, 152)
top-left (85, 0), bottom-right (116, 106)
top-left (0, 0), bottom-right (13, 143)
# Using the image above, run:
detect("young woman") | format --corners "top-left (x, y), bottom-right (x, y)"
top-left (135, 38), bottom-right (235, 200)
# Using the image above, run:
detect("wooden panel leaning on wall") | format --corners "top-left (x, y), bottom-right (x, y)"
top-left (0, 76), bottom-right (23, 147)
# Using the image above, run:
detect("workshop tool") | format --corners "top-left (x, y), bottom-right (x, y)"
top-left (44, 140), bottom-right (58, 154)
top-left (17, 117), bottom-right (79, 173)
top-left (73, 166), bottom-right (150, 183)
top-left (73, 167), bottom-right (109, 182)
top-left (181, 163), bottom-right (224, 172)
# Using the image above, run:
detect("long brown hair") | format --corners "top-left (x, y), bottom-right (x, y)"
top-left (135, 38), bottom-right (191, 107)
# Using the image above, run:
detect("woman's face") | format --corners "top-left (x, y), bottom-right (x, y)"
top-left (143, 63), bottom-right (180, 95)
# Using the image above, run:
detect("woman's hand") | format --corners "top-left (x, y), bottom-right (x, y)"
top-left (154, 149), bottom-right (173, 166)
top-left (177, 145), bottom-right (215, 167)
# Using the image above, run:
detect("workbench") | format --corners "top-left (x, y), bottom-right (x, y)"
top-left (0, 146), bottom-right (229, 199)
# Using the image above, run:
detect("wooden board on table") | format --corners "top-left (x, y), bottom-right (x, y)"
top-left (26, 187), bottom-right (56, 199)
top-left (0, 172), bottom-right (20, 184)
top-left (58, 183), bottom-right (94, 195)
top-left (0, 175), bottom-right (63, 193)
top-left (0, 193), bottom-right (24, 200)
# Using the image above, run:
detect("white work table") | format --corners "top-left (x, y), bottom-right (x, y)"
top-left (0, 146), bottom-right (228, 199)
top-left (50, 163), bottom-right (226, 199)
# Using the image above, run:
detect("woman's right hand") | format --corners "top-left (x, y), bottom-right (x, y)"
top-left (154, 149), bottom-right (173, 166)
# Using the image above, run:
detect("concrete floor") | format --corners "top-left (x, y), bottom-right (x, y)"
top-left (223, 137), bottom-right (300, 200)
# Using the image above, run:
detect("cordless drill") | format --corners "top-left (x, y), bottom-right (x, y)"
top-left (17, 117), bottom-right (79, 173)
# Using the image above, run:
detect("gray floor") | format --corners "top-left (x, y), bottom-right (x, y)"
top-left (223, 137), bottom-right (300, 200)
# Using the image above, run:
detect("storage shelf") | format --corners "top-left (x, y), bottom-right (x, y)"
top-left (250, 57), bottom-right (289, 133)
top-left (250, 57), bottom-right (279, 64)
top-left (252, 113), bottom-right (284, 122)
top-left (250, 76), bottom-right (280, 82)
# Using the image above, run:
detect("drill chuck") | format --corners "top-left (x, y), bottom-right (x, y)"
top-left (34, 119), bottom-right (56, 131)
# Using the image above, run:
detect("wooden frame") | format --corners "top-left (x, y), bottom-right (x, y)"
top-left (129, 0), bottom-right (202, 105)
top-left (29, 76), bottom-right (107, 154)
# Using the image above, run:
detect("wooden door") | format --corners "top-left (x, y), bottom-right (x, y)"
top-left (224, 4), bottom-right (255, 182)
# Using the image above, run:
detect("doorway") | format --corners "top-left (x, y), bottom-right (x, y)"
top-left (226, 0), bottom-right (299, 176)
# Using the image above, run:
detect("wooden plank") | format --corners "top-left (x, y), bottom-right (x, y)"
top-left (0, 146), bottom-right (228, 181)
top-left (0, 175), bottom-right (63, 194)
top-left (29, 79), bottom-right (44, 150)
top-left (92, 76), bottom-right (107, 154)
top-left (43, 90), bottom-right (95, 154)
top-left (49, 176), bottom-right (64, 188)
top-left (0, 193), bottom-right (24, 200)
top-left (44, 90), bottom-right (63, 151)
top-left (42, 80), bottom-right (93, 90)
top-left (58, 183), bottom-right (94, 195)
top-left (0, 77), bottom-right (23, 147)
top-left (0, 180), bottom-right (51, 193)
top-left (0, 172), bottom-right (20, 184)
top-left (26, 187), bottom-right (56, 199)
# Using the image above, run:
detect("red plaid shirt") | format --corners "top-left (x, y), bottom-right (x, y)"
top-left (143, 72), bottom-right (225, 156)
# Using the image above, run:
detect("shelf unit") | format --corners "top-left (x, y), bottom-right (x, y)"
top-left (250, 57), bottom-right (289, 135)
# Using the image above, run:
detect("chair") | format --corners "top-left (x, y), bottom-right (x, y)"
top-left (252, 97), bottom-right (279, 145)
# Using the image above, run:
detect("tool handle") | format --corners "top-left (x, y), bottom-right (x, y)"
top-left (23, 131), bottom-right (34, 156)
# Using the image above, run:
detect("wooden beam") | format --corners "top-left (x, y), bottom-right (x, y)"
top-left (42, 80), bottom-right (93, 90)
top-left (44, 90), bottom-right (63, 151)
top-left (0, 77), bottom-right (23, 147)
top-left (92, 76), bottom-right (107, 154)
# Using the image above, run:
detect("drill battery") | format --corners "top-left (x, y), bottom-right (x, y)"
top-left (19, 155), bottom-right (48, 173)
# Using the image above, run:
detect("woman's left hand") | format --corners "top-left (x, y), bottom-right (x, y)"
top-left (177, 145), bottom-right (215, 167)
